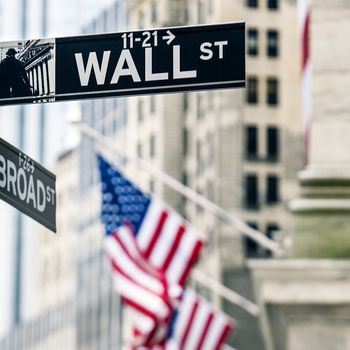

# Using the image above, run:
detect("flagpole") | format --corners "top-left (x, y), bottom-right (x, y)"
top-left (75, 121), bottom-right (284, 256)
top-left (192, 269), bottom-right (259, 316)
top-left (76, 122), bottom-right (262, 317)
top-left (223, 345), bottom-right (237, 350)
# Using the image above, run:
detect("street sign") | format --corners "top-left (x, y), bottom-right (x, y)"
top-left (0, 138), bottom-right (56, 232)
top-left (0, 22), bottom-right (245, 106)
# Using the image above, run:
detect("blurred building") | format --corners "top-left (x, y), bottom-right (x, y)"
top-left (75, 0), bottom-right (304, 349)
top-left (77, 1), bottom-right (127, 349)
top-left (0, 148), bottom-right (78, 350)
top-left (0, 0), bottom-right (118, 342)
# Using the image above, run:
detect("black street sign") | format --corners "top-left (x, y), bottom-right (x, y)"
top-left (0, 22), bottom-right (245, 106)
top-left (0, 139), bottom-right (56, 232)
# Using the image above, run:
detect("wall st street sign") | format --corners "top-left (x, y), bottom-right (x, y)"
top-left (0, 139), bottom-right (56, 232)
top-left (0, 22), bottom-right (245, 106)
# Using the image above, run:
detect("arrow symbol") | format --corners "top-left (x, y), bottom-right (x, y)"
top-left (162, 30), bottom-right (176, 45)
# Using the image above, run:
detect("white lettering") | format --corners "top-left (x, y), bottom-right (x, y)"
top-left (200, 42), bottom-right (213, 60)
top-left (26, 175), bottom-right (36, 209)
top-left (214, 41), bottom-right (228, 59)
top-left (0, 155), bottom-right (5, 188)
top-left (173, 45), bottom-right (197, 79)
top-left (37, 180), bottom-right (46, 212)
top-left (75, 51), bottom-right (111, 86)
top-left (50, 189), bottom-right (56, 206)
top-left (145, 48), bottom-right (169, 81)
top-left (17, 168), bottom-right (27, 201)
top-left (7, 160), bottom-right (17, 196)
top-left (111, 49), bottom-right (141, 84)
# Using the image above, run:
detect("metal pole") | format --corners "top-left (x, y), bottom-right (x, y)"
top-left (73, 122), bottom-right (264, 316)
top-left (192, 270), bottom-right (259, 316)
top-left (14, 0), bottom-right (28, 326)
top-left (39, 0), bottom-right (47, 163)
top-left (76, 122), bottom-right (284, 256)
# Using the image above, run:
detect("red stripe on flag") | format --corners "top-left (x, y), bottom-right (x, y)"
top-left (144, 211), bottom-right (169, 259)
top-left (123, 297), bottom-right (159, 322)
top-left (162, 225), bottom-right (186, 272)
top-left (110, 258), bottom-right (161, 298)
top-left (195, 313), bottom-right (214, 350)
top-left (179, 240), bottom-right (204, 286)
top-left (180, 300), bottom-right (199, 348)
top-left (112, 233), bottom-right (157, 279)
top-left (214, 323), bottom-right (234, 350)
top-left (302, 11), bottom-right (310, 70)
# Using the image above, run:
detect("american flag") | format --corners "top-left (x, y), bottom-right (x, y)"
top-left (105, 225), bottom-right (189, 348)
top-left (98, 155), bottom-right (204, 287)
top-left (104, 225), bottom-right (173, 344)
top-left (299, 0), bottom-right (312, 160)
top-left (138, 288), bottom-right (234, 350)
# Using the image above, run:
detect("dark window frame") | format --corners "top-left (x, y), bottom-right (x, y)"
top-left (246, 0), bottom-right (259, 8)
top-left (245, 174), bottom-right (259, 209)
top-left (267, 126), bottom-right (279, 161)
top-left (267, 77), bottom-right (279, 106)
top-left (248, 28), bottom-right (259, 56)
top-left (267, 0), bottom-right (279, 10)
top-left (247, 76), bottom-right (259, 104)
top-left (267, 29), bottom-right (279, 57)
top-left (246, 125), bottom-right (259, 160)
top-left (266, 174), bottom-right (279, 204)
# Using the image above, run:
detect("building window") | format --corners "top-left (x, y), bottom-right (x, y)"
top-left (207, 92), bottom-right (214, 110)
top-left (267, 126), bottom-right (279, 160)
top-left (267, 30), bottom-right (279, 57)
top-left (208, 132), bottom-right (215, 165)
top-left (182, 172), bottom-right (188, 186)
top-left (207, 180), bottom-right (215, 201)
top-left (267, 0), bottom-right (279, 10)
top-left (150, 95), bottom-right (156, 114)
top-left (197, 94), bottom-right (204, 118)
top-left (198, 0), bottom-right (205, 23)
top-left (246, 126), bottom-right (258, 160)
top-left (208, 0), bottom-right (213, 15)
top-left (266, 223), bottom-right (280, 239)
top-left (267, 77), bottom-right (279, 106)
top-left (266, 175), bottom-right (279, 204)
top-left (183, 93), bottom-right (189, 112)
top-left (138, 10), bottom-right (145, 29)
top-left (246, 0), bottom-right (258, 8)
top-left (138, 99), bottom-right (144, 122)
top-left (151, 2), bottom-right (157, 23)
top-left (246, 76), bottom-right (259, 104)
top-left (196, 140), bottom-right (203, 174)
top-left (183, 128), bottom-right (189, 156)
top-left (150, 135), bottom-right (156, 158)
top-left (150, 179), bottom-right (155, 193)
top-left (137, 143), bottom-right (143, 158)
top-left (247, 28), bottom-right (259, 56)
top-left (245, 174), bottom-right (259, 209)
top-left (244, 222), bottom-right (259, 257)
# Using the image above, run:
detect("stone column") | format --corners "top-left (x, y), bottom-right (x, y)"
top-left (290, 0), bottom-right (350, 258)
top-left (249, 1), bottom-right (350, 350)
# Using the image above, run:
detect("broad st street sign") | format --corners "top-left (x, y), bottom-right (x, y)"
top-left (0, 22), bottom-right (245, 106)
top-left (0, 139), bottom-right (56, 232)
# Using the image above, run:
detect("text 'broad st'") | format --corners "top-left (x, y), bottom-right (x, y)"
top-left (0, 139), bottom-right (56, 232)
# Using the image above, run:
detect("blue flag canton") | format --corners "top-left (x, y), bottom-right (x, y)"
top-left (98, 156), bottom-right (151, 236)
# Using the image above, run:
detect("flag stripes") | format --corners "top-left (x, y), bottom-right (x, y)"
top-left (299, 0), bottom-right (312, 160)
top-left (98, 156), bottom-right (204, 287)
top-left (171, 289), bottom-right (234, 350)
top-left (104, 226), bottom-right (172, 329)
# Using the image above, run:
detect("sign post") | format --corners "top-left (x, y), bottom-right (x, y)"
top-left (0, 22), bottom-right (245, 106)
top-left (0, 138), bottom-right (56, 232)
